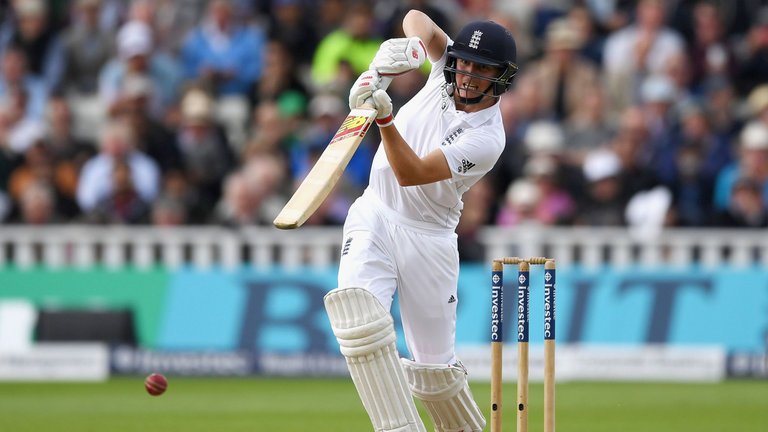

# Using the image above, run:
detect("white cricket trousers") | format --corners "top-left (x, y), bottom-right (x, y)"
top-left (338, 190), bottom-right (460, 364)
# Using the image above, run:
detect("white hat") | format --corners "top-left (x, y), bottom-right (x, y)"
top-left (748, 85), bottom-right (768, 115)
top-left (120, 74), bottom-right (153, 98)
top-left (740, 121), bottom-right (768, 150)
top-left (506, 179), bottom-right (540, 207)
top-left (181, 89), bottom-right (214, 124)
top-left (546, 19), bottom-right (581, 50)
top-left (583, 149), bottom-right (622, 182)
top-left (524, 121), bottom-right (564, 153)
top-left (640, 75), bottom-right (676, 104)
top-left (524, 156), bottom-right (557, 177)
top-left (309, 94), bottom-right (344, 119)
top-left (15, 0), bottom-right (47, 16)
top-left (117, 21), bottom-right (153, 60)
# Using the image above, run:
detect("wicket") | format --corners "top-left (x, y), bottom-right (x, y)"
top-left (490, 257), bottom-right (556, 432)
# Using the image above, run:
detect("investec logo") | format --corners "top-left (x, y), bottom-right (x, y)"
top-left (517, 273), bottom-right (528, 342)
top-left (544, 271), bottom-right (555, 339)
top-left (490, 273), bottom-right (502, 341)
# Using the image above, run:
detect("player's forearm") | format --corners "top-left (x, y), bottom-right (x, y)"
top-left (380, 126), bottom-right (450, 186)
top-left (402, 9), bottom-right (447, 61)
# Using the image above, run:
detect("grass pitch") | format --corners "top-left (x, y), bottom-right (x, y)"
top-left (1, 378), bottom-right (766, 431)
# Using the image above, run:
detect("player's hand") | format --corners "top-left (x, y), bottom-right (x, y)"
top-left (370, 37), bottom-right (427, 77)
top-left (348, 71), bottom-right (381, 110)
top-left (371, 89), bottom-right (394, 128)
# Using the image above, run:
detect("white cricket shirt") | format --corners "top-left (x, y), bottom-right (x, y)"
top-left (368, 40), bottom-right (506, 230)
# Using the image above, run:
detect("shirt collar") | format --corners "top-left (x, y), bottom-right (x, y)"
top-left (448, 98), bottom-right (500, 128)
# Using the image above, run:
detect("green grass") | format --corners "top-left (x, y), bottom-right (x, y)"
top-left (0, 378), bottom-right (766, 431)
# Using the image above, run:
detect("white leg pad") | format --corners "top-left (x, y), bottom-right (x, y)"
top-left (401, 359), bottom-right (486, 432)
top-left (325, 287), bottom-right (426, 432)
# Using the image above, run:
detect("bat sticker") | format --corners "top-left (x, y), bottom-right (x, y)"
top-left (330, 115), bottom-right (372, 144)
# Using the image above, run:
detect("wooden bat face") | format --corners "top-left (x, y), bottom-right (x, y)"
top-left (273, 107), bottom-right (378, 230)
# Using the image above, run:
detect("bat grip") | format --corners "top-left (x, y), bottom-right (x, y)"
top-left (362, 74), bottom-right (394, 110)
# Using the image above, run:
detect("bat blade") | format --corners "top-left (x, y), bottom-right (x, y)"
top-left (273, 107), bottom-right (378, 229)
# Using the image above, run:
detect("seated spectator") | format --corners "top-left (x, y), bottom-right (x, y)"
top-left (748, 84), bottom-right (768, 126)
top-left (714, 121), bottom-right (768, 211)
top-left (654, 103), bottom-right (731, 226)
top-left (180, 0), bottom-right (265, 97)
top-left (76, 120), bottom-right (160, 212)
top-left (211, 155), bottom-right (285, 226)
top-left (496, 178), bottom-right (541, 227)
top-left (99, 20), bottom-right (181, 118)
top-left (8, 140), bottom-right (80, 219)
top-left (0, 0), bottom-right (65, 91)
top-left (715, 177), bottom-right (768, 228)
top-left (522, 120), bottom-right (586, 205)
top-left (45, 95), bottom-right (97, 201)
top-left (497, 156), bottom-right (576, 226)
top-left (568, 4), bottom-right (605, 66)
top-left (0, 46), bottom-right (49, 121)
top-left (150, 194), bottom-right (188, 226)
top-left (114, 75), bottom-right (182, 174)
top-left (266, 0), bottom-right (319, 66)
top-left (61, 0), bottom-right (115, 96)
top-left (156, 170), bottom-right (203, 223)
top-left (85, 158), bottom-right (150, 224)
top-left (688, 2), bottom-right (735, 90)
top-left (733, 8), bottom-right (768, 96)
top-left (702, 75), bottom-right (738, 136)
top-left (14, 180), bottom-right (62, 224)
top-left (252, 39), bottom-right (310, 106)
top-left (564, 86), bottom-right (613, 164)
top-left (0, 85), bottom-right (46, 154)
top-left (522, 18), bottom-right (599, 121)
top-left (638, 74), bottom-right (679, 151)
top-left (603, 0), bottom-right (685, 111)
top-left (576, 149), bottom-right (627, 226)
top-left (176, 88), bottom-right (236, 218)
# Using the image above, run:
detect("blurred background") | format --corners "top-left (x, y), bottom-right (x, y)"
top-left (0, 0), bottom-right (766, 384)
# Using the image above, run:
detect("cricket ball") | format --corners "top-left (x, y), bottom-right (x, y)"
top-left (144, 373), bottom-right (168, 396)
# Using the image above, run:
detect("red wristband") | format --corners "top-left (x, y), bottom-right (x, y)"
top-left (376, 114), bottom-right (394, 127)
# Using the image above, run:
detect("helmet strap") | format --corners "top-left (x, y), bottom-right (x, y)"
top-left (448, 81), bottom-right (498, 106)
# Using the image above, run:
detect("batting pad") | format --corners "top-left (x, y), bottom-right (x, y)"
top-left (401, 359), bottom-right (486, 432)
top-left (324, 287), bottom-right (426, 432)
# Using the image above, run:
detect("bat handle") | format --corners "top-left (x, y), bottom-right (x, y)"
top-left (378, 74), bottom-right (393, 90)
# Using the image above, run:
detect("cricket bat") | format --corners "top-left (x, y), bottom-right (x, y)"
top-left (273, 76), bottom-right (392, 230)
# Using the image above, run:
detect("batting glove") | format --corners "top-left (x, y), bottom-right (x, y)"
top-left (371, 89), bottom-right (394, 128)
top-left (370, 37), bottom-right (427, 77)
top-left (348, 71), bottom-right (381, 110)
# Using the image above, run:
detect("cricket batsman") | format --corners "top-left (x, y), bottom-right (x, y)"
top-left (324, 9), bottom-right (519, 432)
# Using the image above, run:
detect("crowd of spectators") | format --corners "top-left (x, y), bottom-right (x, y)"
top-left (1, 0), bottom-right (768, 248)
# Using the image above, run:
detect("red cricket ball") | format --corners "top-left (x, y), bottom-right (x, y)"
top-left (144, 373), bottom-right (168, 396)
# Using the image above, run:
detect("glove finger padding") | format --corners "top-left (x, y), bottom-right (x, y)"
top-left (348, 71), bottom-right (381, 110)
top-left (372, 89), bottom-right (394, 127)
top-left (371, 37), bottom-right (427, 76)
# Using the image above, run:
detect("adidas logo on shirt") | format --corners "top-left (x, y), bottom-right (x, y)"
top-left (457, 159), bottom-right (476, 174)
top-left (448, 295), bottom-right (457, 303)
